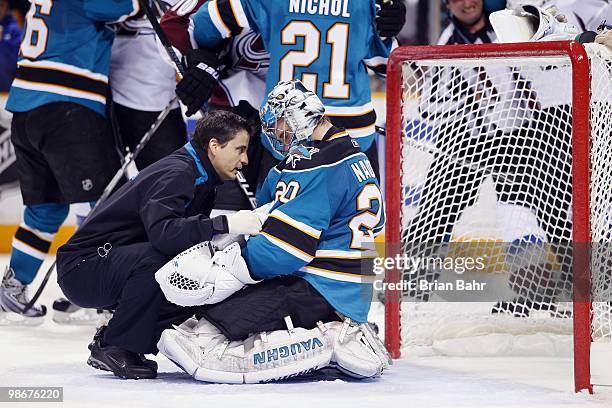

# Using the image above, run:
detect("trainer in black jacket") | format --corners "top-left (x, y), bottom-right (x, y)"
top-left (56, 110), bottom-right (264, 380)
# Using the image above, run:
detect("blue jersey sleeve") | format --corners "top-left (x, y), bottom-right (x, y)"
top-left (244, 167), bottom-right (344, 280)
top-left (191, 0), bottom-right (260, 48)
top-left (363, 19), bottom-right (395, 77)
top-left (84, 0), bottom-right (140, 23)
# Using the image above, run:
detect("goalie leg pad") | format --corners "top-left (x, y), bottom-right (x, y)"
top-left (157, 317), bottom-right (243, 382)
top-left (242, 327), bottom-right (333, 383)
top-left (324, 320), bottom-right (389, 379)
top-left (159, 317), bottom-right (333, 383)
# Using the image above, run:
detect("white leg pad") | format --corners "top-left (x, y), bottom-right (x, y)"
top-left (158, 317), bottom-right (241, 381)
top-left (242, 328), bottom-right (333, 383)
top-left (157, 329), bottom-right (201, 377)
top-left (325, 321), bottom-right (386, 379)
top-left (159, 317), bottom-right (334, 383)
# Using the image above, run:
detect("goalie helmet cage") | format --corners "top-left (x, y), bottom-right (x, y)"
top-left (384, 41), bottom-right (612, 394)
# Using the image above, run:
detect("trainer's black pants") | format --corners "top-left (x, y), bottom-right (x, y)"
top-left (57, 245), bottom-right (337, 353)
top-left (57, 243), bottom-right (197, 354)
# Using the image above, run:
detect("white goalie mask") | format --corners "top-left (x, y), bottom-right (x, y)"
top-left (259, 80), bottom-right (325, 157)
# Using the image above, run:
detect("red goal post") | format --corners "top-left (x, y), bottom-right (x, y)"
top-left (384, 41), bottom-right (611, 394)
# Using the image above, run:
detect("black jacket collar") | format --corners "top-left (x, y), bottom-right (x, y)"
top-left (189, 140), bottom-right (223, 187)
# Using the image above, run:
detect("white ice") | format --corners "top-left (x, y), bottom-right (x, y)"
top-left (1, 256), bottom-right (612, 408)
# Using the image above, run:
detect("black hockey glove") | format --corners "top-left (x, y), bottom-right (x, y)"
top-left (375, 0), bottom-right (406, 38)
top-left (176, 49), bottom-right (220, 116)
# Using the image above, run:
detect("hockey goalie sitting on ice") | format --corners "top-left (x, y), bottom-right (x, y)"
top-left (155, 80), bottom-right (389, 383)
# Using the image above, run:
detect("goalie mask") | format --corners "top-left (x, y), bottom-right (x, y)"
top-left (259, 80), bottom-right (325, 157)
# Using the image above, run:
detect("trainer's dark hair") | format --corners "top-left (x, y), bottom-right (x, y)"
top-left (192, 110), bottom-right (250, 150)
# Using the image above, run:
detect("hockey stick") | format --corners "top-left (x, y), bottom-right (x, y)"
top-left (22, 97), bottom-right (179, 313)
top-left (138, 0), bottom-right (257, 209)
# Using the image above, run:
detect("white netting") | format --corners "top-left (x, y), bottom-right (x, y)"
top-left (589, 44), bottom-right (612, 343)
top-left (390, 43), bottom-right (612, 356)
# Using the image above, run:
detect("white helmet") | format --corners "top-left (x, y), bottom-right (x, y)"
top-left (259, 80), bottom-right (325, 157)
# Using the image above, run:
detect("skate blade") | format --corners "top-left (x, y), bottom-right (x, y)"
top-left (0, 311), bottom-right (44, 326)
top-left (52, 310), bottom-right (100, 326)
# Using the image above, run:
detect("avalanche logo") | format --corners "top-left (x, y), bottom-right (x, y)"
top-left (286, 146), bottom-right (319, 168)
top-left (253, 337), bottom-right (324, 365)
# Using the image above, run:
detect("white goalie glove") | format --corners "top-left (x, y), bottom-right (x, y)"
top-left (155, 242), bottom-right (259, 307)
top-left (225, 202), bottom-right (273, 236)
top-left (490, 4), bottom-right (580, 43)
top-left (211, 203), bottom-right (274, 250)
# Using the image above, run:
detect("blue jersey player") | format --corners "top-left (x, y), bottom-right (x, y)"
top-left (157, 80), bottom-right (389, 383)
top-left (166, 0), bottom-right (405, 177)
top-left (0, 0), bottom-right (140, 324)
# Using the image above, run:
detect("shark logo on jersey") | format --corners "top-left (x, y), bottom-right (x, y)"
top-left (285, 145), bottom-right (319, 168)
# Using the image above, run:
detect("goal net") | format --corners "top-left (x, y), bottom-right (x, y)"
top-left (384, 41), bottom-right (612, 393)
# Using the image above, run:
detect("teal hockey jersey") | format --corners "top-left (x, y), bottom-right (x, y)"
top-left (190, 0), bottom-right (393, 154)
top-left (242, 126), bottom-right (385, 322)
top-left (6, 0), bottom-right (140, 117)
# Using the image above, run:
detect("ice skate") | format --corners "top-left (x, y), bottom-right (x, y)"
top-left (0, 266), bottom-right (46, 326)
top-left (52, 298), bottom-right (111, 326)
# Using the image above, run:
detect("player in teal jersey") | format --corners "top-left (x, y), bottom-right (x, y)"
top-left (157, 80), bottom-right (388, 383)
top-left (165, 0), bottom-right (405, 177)
top-left (1, 0), bottom-right (140, 324)
top-left (245, 79), bottom-right (385, 323)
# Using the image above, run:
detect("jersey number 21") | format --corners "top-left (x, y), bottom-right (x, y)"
top-left (280, 21), bottom-right (350, 99)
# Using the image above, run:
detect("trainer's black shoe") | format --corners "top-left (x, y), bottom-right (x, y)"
top-left (88, 326), bottom-right (158, 371)
top-left (87, 326), bottom-right (157, 379)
